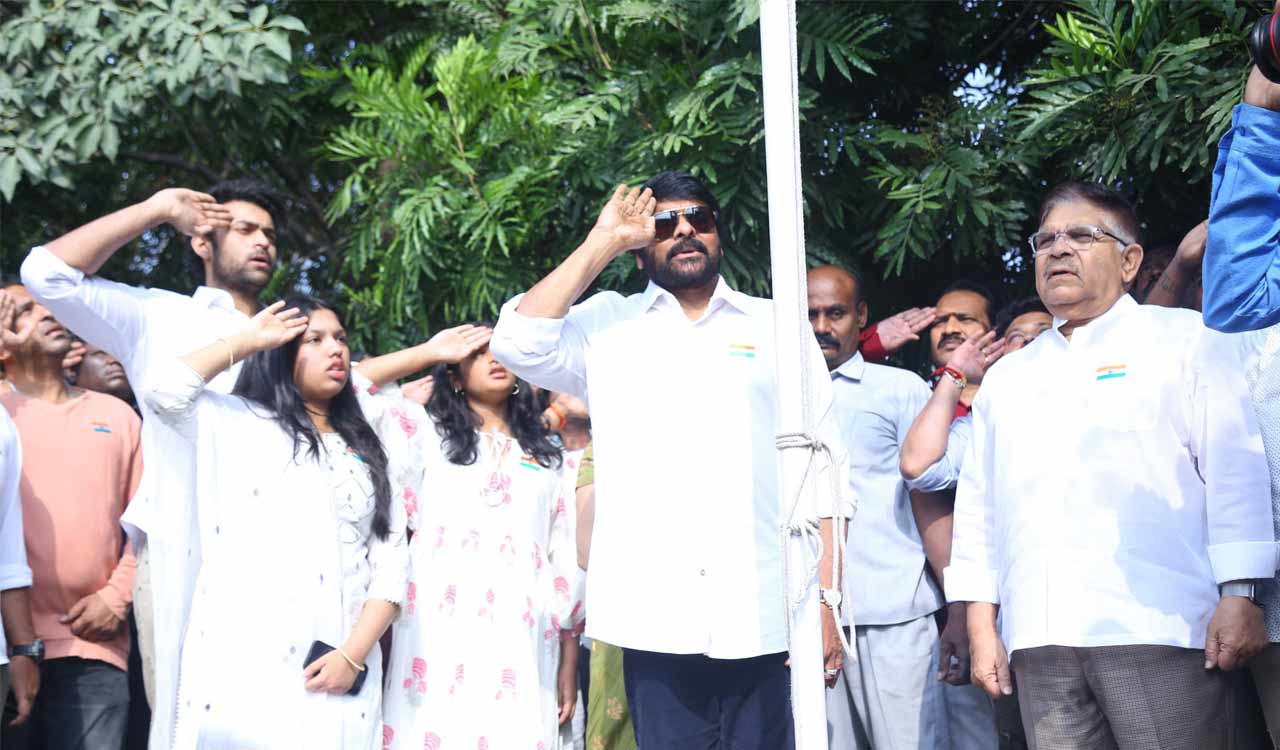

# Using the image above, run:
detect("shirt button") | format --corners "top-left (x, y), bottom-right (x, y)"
top-left (700, 569), bottom-right (706, 576)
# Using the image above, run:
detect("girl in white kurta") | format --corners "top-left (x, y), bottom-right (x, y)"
top-left (369, 329), bottom-right (586, 750)
top-left (145, 300), bottom-right (415, 750)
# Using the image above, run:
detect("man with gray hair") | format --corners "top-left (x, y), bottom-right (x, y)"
top-left (951, 182), bottom-right (1275, 750)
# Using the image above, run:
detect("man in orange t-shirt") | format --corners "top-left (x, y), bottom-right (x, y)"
top-left (0, 285), bottom-right (140, 750)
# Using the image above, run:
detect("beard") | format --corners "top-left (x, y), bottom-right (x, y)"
top-left (210, 241), bottom-right (272, 295)
top-left (644, 238), bottom-right (721, 291)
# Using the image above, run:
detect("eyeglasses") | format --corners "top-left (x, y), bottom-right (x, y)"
top-left (1027, 225), bottom-right (1132, 257)
top-left (654, 206), bottom-right (717, 240)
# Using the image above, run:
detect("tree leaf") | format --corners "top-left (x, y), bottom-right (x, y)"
top-left (262, 29), bottom-right (291, 62)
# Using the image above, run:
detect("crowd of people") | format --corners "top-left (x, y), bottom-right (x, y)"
top-left (0, 22), bottom-right (1278, 750)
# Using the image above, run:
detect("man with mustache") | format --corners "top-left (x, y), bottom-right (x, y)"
top-left (19, 179), bottom-right (276, 746)
top-left (950, 182), bottom-right (1274, 750)
top-left (808, 264), bottom-right (994, 750)
top-left (492, 171), bottom-right (852, 750)
top-left (0, 285), bottom-right (142, 750)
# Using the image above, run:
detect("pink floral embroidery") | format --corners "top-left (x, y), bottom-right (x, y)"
top-left (554, 575), bottom-right (570, 602)
top-left (569, 601), bottom-right (582, 623)
top-left (423, 733), bottom-right (441, 750)
top-left (403, 487), bottom-right (419, 524)
top-left (495, 668), bottom-right (516, 700)
top-left (381, 724), bottom-right (394, 749)
top-left (532, 544), bottom-right (543, 571)
top-left (461, 529), bottom-right (481, 550)
top-left (544, 615), bottom-right (561, 643)
top-left (478, 738), bottom-right (489, 750)
top-left (450, 663), bottom-right (465, 695)
top-left (554, 496), bottom-right (566, 519)
top-left (435, 526), bottom-right (446, 548)
top-left (406, 582), bottom-right (417, 616)
top-left (403, 657), bottom-right (427, 694)
top-left (498, 535), bottom-right (516, 563)
top-left (522, 597), bottom-right (535, 629)
top-left (439, 585), bottom-right (456, 615)
top-left (390, 407), bottom-right (417, 437)
top-left (478, 589), bottom-right (495, 618)
top-left (483, 472), bottom-right (513, 505)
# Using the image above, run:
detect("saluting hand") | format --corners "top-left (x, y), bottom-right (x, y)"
top-left (590, 184), bottom-right (657, 255)
top-left (148, 188), bottom-right (233, 237)
top-left (424, 324), bottom-right (492, 365)
top-left (947, 330), bottom-right (1005, 384)
top-left (0, 290), bottom-right (35, 354)
top-left (245, 301), bottom-right (308, 353)
top-left (874, 307), bottom-right (938, 354)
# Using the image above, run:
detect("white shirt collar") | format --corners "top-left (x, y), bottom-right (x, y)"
top-left (831, 350), bottom-right (866, 382)
top-left (1050, 293), bottom-right (1139, 345)
top-left (639, 276), bottom-right (750, 318)
top-left (191, 286), bottom-right (240, 314)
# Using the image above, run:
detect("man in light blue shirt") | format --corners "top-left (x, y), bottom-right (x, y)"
top-left (809, 266), bottom-right (996, 749)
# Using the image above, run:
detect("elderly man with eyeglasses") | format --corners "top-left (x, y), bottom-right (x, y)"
top-left (947, 181), bottom-right (1276, 750)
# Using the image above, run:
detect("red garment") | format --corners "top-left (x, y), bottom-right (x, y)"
top-left (858, 323), bottom-right (887, 364)
top-left (952, 400), bottom-right (971, 421)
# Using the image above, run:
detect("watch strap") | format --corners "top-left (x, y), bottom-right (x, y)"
top-left (1220, 581), bottom-right (1259, 602)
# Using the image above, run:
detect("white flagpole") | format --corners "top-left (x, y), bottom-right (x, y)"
top-left (758, 1), bottom-right (830, 748)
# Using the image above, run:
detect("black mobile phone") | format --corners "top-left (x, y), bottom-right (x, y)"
top-left (303, 640), bottom-right (368, 696)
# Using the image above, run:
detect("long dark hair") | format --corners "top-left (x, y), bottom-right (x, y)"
top-left (232, 296), bottom-right (393, 539)
top-left (426, 323), bottom-right (562, 469)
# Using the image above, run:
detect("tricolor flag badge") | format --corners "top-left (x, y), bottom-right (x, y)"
top-left (1095, 364), bottom-right (1127, 381)
top-left (519, 455), bottom-right (540, 470)
top-left (346, 445), bottom-right (368, 463)
top-left (91, 421), bottom-right (112, 434)
top-left (728, 343), bottom-right (756, 359)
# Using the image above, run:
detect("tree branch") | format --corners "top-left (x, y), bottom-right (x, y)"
top-left (119, 150), bottom-right (218, 182)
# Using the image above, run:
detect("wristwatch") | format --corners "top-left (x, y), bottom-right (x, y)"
top-left (9, 639), bottom-right (44, 663)
top-left (1220, 581), bottom-right (1261, 607)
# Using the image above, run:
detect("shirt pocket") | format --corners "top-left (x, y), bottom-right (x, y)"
top-left (1085, 365), bottom-right (1158, 432)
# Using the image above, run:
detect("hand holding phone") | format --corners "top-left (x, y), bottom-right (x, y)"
top-left (303, 640), bottom-right (368, 696)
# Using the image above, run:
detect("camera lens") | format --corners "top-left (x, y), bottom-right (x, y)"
top-left (1252, 13), bottom-right (1280, 84)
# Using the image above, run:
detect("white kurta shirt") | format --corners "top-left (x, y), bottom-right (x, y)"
top-left (145, 361), bottom-right (412, 750)
top-left (829, 353), bottom-right (940, 625)
top-left (0, 407), bottom-right (32, 666)
top-left (947, 295), bottom-right (1277, 655)
top-left (21, 246), bottom-right (250, 747)
top-left (491, 277), bottom-right (851, 659)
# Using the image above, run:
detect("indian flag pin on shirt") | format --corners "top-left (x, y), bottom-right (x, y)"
top-left (1096, 364), bottom-right (1127, 381)
top-left (728, 344), bottom-right (756, 359)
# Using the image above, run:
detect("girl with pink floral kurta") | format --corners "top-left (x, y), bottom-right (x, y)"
top-left (373, 330), bottom-right (585, 750)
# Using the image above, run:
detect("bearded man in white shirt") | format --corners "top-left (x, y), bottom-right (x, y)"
top-left (950, 181), bottom-right (1276, 750)
top-left (18, 181), bottom-right (276, 746)
top-left (491, 172), bottom-right (850, 750)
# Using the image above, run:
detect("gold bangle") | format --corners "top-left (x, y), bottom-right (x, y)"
top-left (336, 646), bottom-right (365, 673)
top-left (218, 337), bottom-right (234, 371)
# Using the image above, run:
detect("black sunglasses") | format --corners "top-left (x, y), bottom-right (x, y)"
top-left (653, 205), bottom-right (717, 240)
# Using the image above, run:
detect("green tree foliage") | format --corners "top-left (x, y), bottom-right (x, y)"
top-left (0, 0), bottom-right (1268, 356)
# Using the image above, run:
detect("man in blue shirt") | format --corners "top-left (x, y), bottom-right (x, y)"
top-left (808, 265), bottom-right (997, 750)
top-left (1203, 7), bottom-right (1280, 743)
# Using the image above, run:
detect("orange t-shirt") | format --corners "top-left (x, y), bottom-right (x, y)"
top-left (1, 389), bottom-right (142, 671)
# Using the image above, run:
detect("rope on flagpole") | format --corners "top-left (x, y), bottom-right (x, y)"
top-left (775, 431), bottom-right (854, 660)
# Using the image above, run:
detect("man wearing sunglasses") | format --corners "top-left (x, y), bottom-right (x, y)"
top-left (949, 181), bottom-right (1273, 750)
top-left (492, 171), bottom-right (852, 750)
